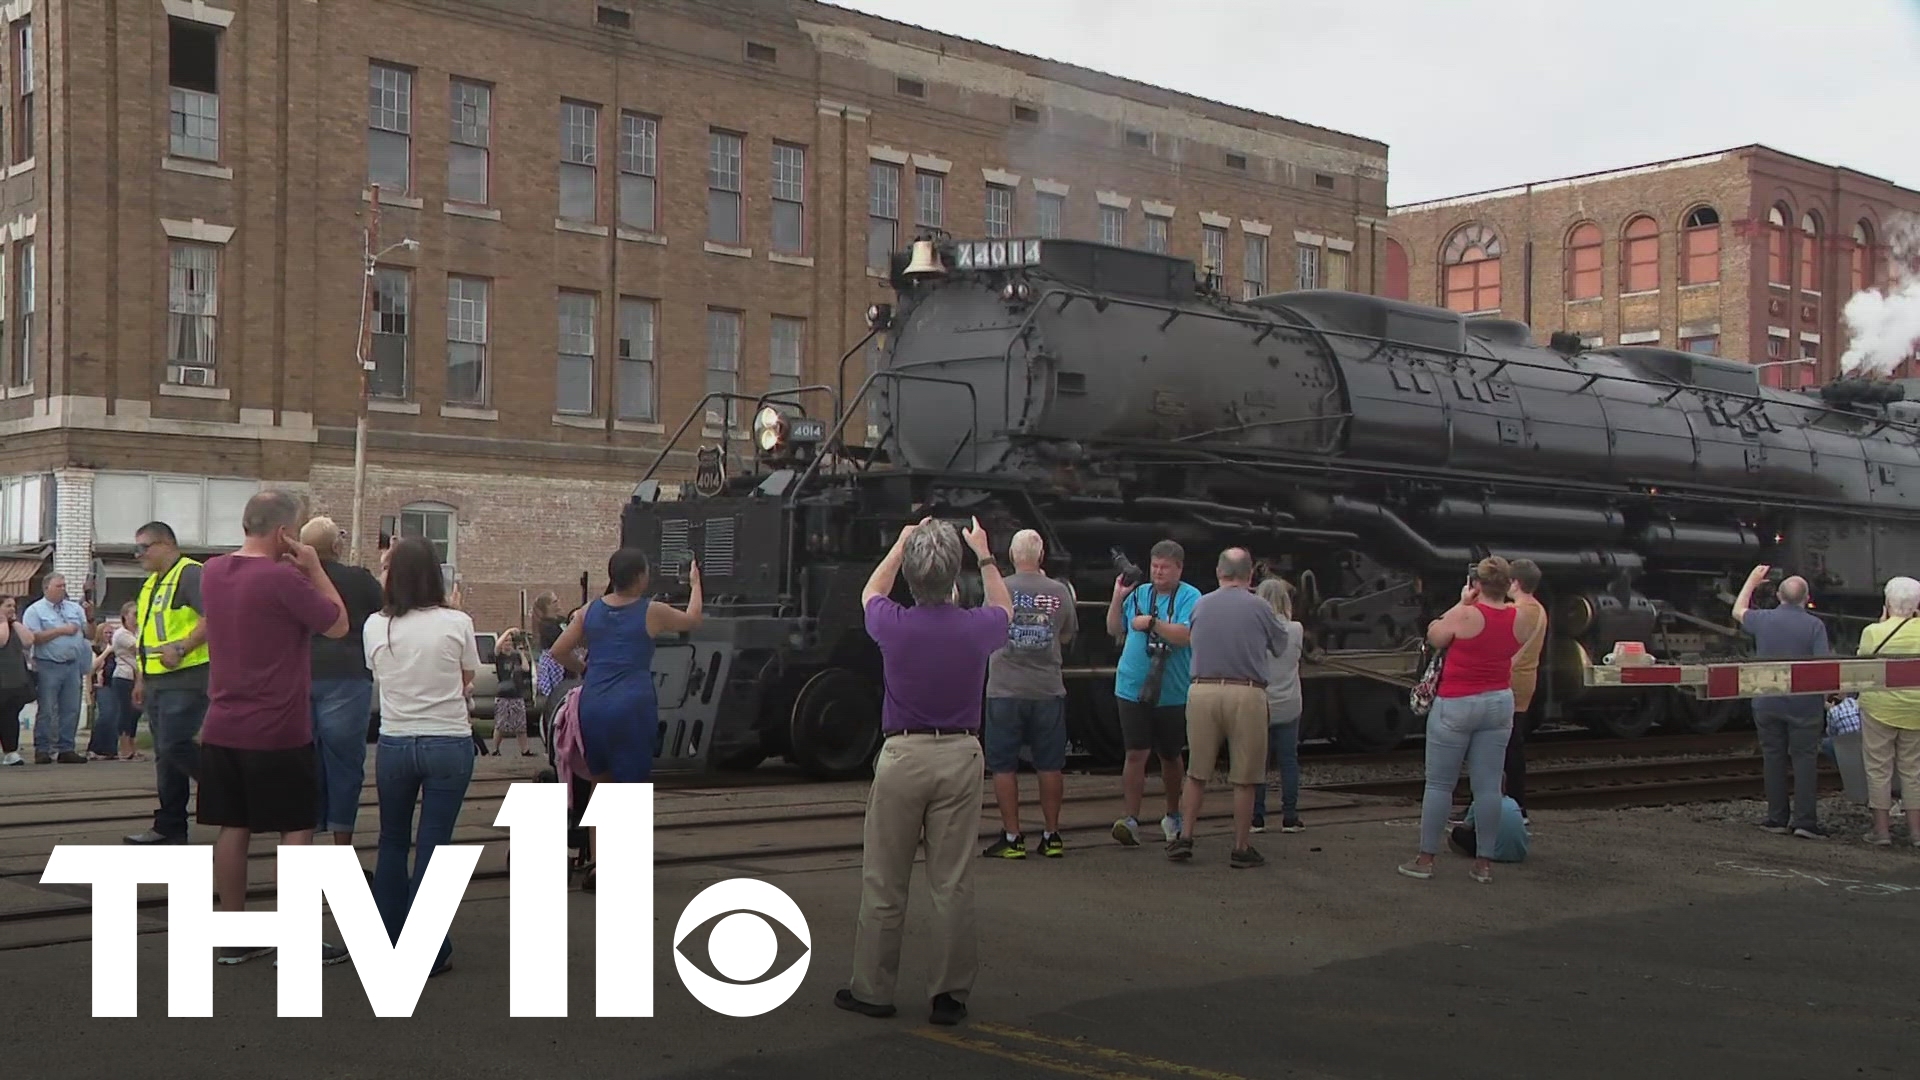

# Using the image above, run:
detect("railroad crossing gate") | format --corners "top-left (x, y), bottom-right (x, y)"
top-left (1585, 656), bottom-right (1920, 699)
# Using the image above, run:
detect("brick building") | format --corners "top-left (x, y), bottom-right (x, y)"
top-left (0, 0), bottom-right (1388, 631)
top-left (1383, 144), bottom-right (1920, 390)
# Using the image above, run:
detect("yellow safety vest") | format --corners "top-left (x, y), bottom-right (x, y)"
top-left (138, 556), bottom-right (209, 675)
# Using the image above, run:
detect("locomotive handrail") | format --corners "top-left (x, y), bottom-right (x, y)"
top-left (638, 388), bottom-right (836, 484)
top-left (786, 369), bottom-right (983, 506)
top-left (831, 326), bottom-right (881, 434)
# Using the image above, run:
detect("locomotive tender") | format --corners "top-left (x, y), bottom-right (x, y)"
top-left (621, 234), bottom-right (1920, 779)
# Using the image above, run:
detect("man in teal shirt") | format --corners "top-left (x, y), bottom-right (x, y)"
top-left (1450, 795), bottom-right (1530, 862)
top-left (1106, 539), bottom-right (1202, 846)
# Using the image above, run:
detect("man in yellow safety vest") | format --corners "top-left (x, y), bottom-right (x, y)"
top-left (124, 520), bottom-right (211, 845)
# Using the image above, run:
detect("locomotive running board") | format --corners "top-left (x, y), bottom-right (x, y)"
top-left (1584, 657), bottom-right (1920, 699)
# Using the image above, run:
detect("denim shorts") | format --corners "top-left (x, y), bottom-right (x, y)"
top-left (983, 696), bottom-right (1068, 774)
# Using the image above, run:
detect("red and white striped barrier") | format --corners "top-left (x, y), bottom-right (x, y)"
top-left (1585, 656), bottom-right (1920, 699)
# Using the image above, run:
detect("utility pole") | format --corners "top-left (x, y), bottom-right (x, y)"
top-left (349, 185), bottom-right (380, 567)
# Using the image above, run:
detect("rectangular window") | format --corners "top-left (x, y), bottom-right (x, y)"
top-left (985, 184), bottom-right (1013, 238)
top-left (11, 240), bottom-right (30, 385)
top-left (446, 276), bottom-right (488, 406)
top-left (1766, 334), bottom-right (1786, 360)
top-left (559, 101), bottom-right (598, 222)
top-left (772, 142), bottom-right (805, 254)
top-left (1243, 234), bottom-right (1267, 299)
top-left (1800, 232), bottom-right (1820, 294)
top-left (168, 20), bottom-right (219, 162)
top-left (448, 79), bottom-right (491, 205)
top-left (1295, 244), bottom-right (1320, 290)
top-left (708, 130), bottom-right (743, 244)
top-left (1036, 193), bottom-right (1063, 239)
top-left (1144, 216), bottom-right (1167, 253)
top-left (556, 291), bottom-right (596, 415)
top-left (770, 316), bottom-right (804, 399)
top-left (1201, 226), bottom-right (1226, 276)
top-left (369, 267), bottom-right (410, 399)
top-left (705, 308), bottom-right (741, 428)
top-left (868, 161), bottom-right (900, 270)
top-left (1768, 224), bottom-right (1788, 286)
top-left (1100, 205), bottom-right (1123, 246)
top-left (617, 297), bottom-right (656, 422)
top-left (367, 62), bottom-right (411, 192)
top-left (11, 19), bottom-right (30, 164)
top-left (914, 170), bottom-right (943, 229)
top-left (618, 113), bottom-right (658, 232)
top-left (1325, 248), bottom-right (1350, 292)
top-left (165, 241), bottom-right (213, 376)
top-left (1681, 334), bottom-right (1719, 355)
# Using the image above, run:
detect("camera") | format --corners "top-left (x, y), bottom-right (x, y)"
top-left (1112, 547), bottom-right (1144, 588)
top-left (1145, 637), bottom-right (1171, 657)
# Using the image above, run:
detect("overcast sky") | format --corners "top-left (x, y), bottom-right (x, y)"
top-left (830, 0), bottom-right (1920, 206)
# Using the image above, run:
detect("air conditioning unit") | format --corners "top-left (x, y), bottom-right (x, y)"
top-left (171, 365), bottom-right (214, 387)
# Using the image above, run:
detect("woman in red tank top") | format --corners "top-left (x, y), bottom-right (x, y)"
top-left (1398, 557), bottom-right (1539, 885)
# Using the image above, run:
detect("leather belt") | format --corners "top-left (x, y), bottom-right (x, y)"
top-left (887, 728), bottom-right (976, 738)
top-left (1192, 677), bottom-right (1267, 688)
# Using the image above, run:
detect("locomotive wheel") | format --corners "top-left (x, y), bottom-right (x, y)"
top-left (1576, 691), bottom-right (1665, 739)
top-left (1661, 692), bottom-right (1742, 736)
top-left (788, 667), bottom-right (884, 780)
top-left (1331, 681), bottom-right (1415, 753)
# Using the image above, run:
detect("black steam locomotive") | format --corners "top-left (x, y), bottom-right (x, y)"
top-left (621, 234), bottom-right (1920, 778)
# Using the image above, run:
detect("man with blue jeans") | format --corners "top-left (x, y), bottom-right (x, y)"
top-left (22, 574), bottom-right (92, 764)
top-left (1733, 564), bottom-right (1832, 839)
top-left (303, 516), bottom-right (384, 849)
top-left (982, 530), bottom-right (1078, 859)
top-left (124, 522), bottom-right (211, 845)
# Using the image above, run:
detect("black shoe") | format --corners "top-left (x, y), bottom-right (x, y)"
top-left (1038, 832), bottom-right (1064, 858)
top-left (1251, 816), bottom-right (1266, 834)
top-left (1758, 819), bottom-right (1791, 835)
top-left (1230, 846), bottom-right (1266, 869)
top-left (55, 751), bottom-right (87, 764)
top-left (1166, 836), bottom-right (1194, 862)
top-left (929, 993), bottom-right (967, 1026)
top-left (834, 988), bottom-right (895, 1018)
top-left (982, 834), bottom-right (1025, 859)
top-left (1793, 823), bottom-right (1831, 840)
top-left (1280, 816), bottom-right (1306, 833)
top-left (34, 752), bottom-right (52, 764)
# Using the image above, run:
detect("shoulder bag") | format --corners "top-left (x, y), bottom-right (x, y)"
top-left (1409, 640), bottom-right (1446, 718)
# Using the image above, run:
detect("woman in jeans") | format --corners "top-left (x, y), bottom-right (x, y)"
top-left (0, 597), bottom-right (31, 766)
top-left (363, 536), bottom-right (482, 978)
top-left (1252, 578), bottom-right (1305, 833)
top-left (1399, 557), bottom-right (1540, 884)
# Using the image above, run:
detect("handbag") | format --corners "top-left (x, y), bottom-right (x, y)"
top-left (1409, 641), bottom-right (1447, 717)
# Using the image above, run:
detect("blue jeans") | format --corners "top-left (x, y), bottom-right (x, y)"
top-left (1421, 689), bottom-right (1514, 857)
top-left (312, 678), bottom-right (375, 835)
top-left (373, 735), bottom-right (475, 972)
top-left (88, 680), bottom-right (121, 756)
top-left (146, 684), bottom-right (208, 839)
top-left (33, 659), bottom-right (83, 755)
top-left (1253, 719), bottom-right (1300, 820)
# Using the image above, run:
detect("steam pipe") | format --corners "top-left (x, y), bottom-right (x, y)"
top-left (1633, 522), bottom-right (1761, 558)
top-left (1133, 495), bottom-right (1299, 525)
top-left (1424, 497), bottom-right (1627, 540)
top-left (1325, 495), bottom-right (1475, 568)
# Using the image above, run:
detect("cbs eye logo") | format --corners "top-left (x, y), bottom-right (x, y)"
top-left (671, 878), bottom-right (812, 1016)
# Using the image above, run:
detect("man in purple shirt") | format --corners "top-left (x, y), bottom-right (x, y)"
top-left (837, 516), bottom-right (1011, 1027)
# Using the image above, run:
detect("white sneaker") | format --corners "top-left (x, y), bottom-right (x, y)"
top-left (1160, 813), bottom-right (1182, 842)
top-left (0, 751), bottom-right (21, 766)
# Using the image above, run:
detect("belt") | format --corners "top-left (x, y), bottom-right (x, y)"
top-left (887, 728), bottom-right (977, 738)
top-left (1192, 677), bottom-right (1267, 688)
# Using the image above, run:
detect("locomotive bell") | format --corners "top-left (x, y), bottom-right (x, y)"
top-left (904, 239), bottom-right (945, 278)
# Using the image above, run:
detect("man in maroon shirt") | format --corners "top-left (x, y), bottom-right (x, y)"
top-left (197, 490), bottom-right (350, 965)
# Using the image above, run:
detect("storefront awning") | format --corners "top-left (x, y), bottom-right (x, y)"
top-left (0, 555), bottom-right (45, 597)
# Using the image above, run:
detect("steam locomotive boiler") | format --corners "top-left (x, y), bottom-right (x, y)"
top-left (620, 234), bottom-right (1920, 779)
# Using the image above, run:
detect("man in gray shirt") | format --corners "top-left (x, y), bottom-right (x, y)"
top-left (982, 530), bottom-right (1078, 859)
top-left (1169, 548), bottom-right (1287, 868)
top-left (1733, 563), bottom-right (1831, 838)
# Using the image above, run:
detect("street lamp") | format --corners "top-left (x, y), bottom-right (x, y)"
top-left (347, 183), bottom-right (420, 567)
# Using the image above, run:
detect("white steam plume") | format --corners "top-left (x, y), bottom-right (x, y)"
top-left (1840, 212), bottom-right (1920, 377)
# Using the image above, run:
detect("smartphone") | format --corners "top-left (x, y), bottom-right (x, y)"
top-left (378, 530), bottom-right (392, 551)
top-left (442, 565), bottom-right (457, 594)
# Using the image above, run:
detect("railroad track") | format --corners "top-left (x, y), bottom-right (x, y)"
top-left (1310, 754), bottom-right (1839, 810)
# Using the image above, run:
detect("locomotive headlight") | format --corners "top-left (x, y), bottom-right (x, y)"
top-left (753, 405), bottom-right (786, 452)
top-left (1001, 282), bottom-right (1018, 301)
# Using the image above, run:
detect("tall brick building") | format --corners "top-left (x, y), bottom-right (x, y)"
top-left (0, 0), bottom-right (1388, 629)
top-left (1384, 145), bottom-right (1920, 391)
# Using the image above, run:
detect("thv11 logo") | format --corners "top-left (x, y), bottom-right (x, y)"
top-left (40, 783), bottom-right (812, 1018)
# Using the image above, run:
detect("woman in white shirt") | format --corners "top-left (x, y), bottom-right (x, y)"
top-left (363, 536), bottom-right (481, 980)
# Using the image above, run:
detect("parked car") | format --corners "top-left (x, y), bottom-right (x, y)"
top-left (365, 628), bottom-right (504, 742)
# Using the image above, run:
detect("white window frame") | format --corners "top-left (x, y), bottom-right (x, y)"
top-left (559, 101), bottom-right (598, 222)
top-left (617, 296), bottom-right (657, 423)
top-left (771, 141), bottom-right (805, 254)
top-left (618, 112), bottom-right (658, 232)
top-left (446, 275), bottom-right (489, 406)
top-left (556, 290), bottom-right (597, 416)
top-left (448, 78), bottom-right (491, 206)
top-left (367, 62), bottom-right (412, 192)
top-left (706, 308), bottom-right (741, 428)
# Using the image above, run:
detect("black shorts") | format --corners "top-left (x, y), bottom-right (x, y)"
top-left (1117, 698), bottom-right (1186, 759)
top-left (196, 742), bottom-right (319, 834)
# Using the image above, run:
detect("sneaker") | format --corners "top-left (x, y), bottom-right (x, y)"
top-left (1, 751), bottom-right (21, 766)
top-left (55, 751), bottom-right (86, 764)
top-left (1863, 831), bottom-right (1894, 846)
top-left (1166, 836), bottom-right (1194, 862)
top-left (216, 946), bottom-right (274, 966)
top-left (273, 942), bottom-right (351, 967)
top-left (1280, 816), bottom-right (1306, 833)
top-left (1160, 813), bottom-right (1182, 842)
top-left (1758, 819), bottom-right (1791, 835)
top-left (1793, 824), bottom-right (1831, 840)
top-left (982, 834), bottom-right (1026, 859)
top-left (1229, 846), bottom-right (1265, 869)
top-left (124, 829), bottom-right (186, 845)
top-left (1251, 816), bottom-right (1267, 834)
top-left (929, 992), bottom-right (967, 1026)
top-left (1111, 817), bottom-right (1140, 847)
top-left (1038, 832), bottom-right (1064, 858)
top-left (1397, 859), bottom-right (1434, 880)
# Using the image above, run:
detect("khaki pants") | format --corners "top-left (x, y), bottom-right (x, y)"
top-left (848, 731), bottom-right (984, 1006)
top-left (1861, 711), bottom-right (1920, 811)
top-left (1185, 682), bottom-right (1269, 786)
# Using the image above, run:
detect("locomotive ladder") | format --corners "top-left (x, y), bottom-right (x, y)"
top-left (1585, 656), bottom-right (1920, 700)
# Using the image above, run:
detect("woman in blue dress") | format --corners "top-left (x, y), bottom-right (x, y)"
top-left (547, 548), bottom-right (702, 877)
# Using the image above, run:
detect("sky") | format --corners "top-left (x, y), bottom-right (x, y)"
top-left (828, 0), bottom-right (1920, 206)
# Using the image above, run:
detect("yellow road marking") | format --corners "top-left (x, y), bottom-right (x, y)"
top-left (909, 1021), bottom-right (1260, 1080)
top-left (909, 1029), bottom-right (1158, 1080)
top-left (973, 1022), bottom-right (1259, 1080)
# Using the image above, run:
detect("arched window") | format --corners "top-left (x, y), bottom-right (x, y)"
top-left (1682, 206), bottom-right (1720, 284)
top-left (1383, 238), bottom-right (1410, 300)
top-left (1621, 216), bottom-right (1659, 293)
top-left (1565, 222), bottom-right (1602, 299)
top-left (398, 501), bottom-right (456, 571)
top-left (1441, 224), bottom-right (1501, 314)
top-left (1851, 220), bottom-right (1874, 293)
top-left (1799, 211), bottom-right (1823, 293)
top-left (1767, 204), bottom-right (1789, 286)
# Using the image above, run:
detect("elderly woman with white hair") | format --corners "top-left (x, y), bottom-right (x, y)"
top-left (1251, 577), bottom-right (1305, 833)
top-left (1857, 575), bottom-right (1920, 846)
